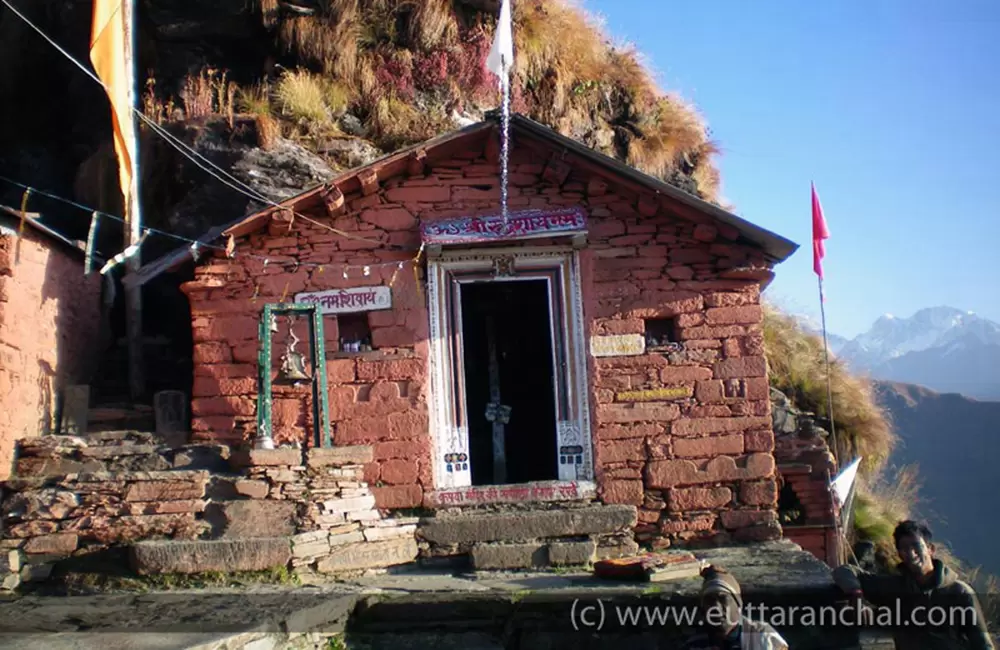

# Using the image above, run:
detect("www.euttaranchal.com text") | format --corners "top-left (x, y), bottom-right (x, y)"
top-left (570, 598), bottom-right (979, 631)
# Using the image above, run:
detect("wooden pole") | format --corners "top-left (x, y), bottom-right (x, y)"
top-left (818, 275), bottom-right (838, 464)
top-left (122, 0), bottom-right (145, 401)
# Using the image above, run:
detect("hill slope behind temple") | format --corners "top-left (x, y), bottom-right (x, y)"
top-left (875, 380), bottom-right (1000, 577)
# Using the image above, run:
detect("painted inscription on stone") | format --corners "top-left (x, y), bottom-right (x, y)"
top-left (295, 286), bottom-right (391, 314)
top-left (590, 334), bottom-right (645, 358)
top-left (616, 386), bottom-right (693, 402)
top-left (428, 481), bottom-right (594, 507)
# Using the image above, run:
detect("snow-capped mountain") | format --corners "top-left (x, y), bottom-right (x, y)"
top-left (837, 307), bottom-right (1000, 400)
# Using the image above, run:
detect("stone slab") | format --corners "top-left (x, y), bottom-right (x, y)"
top-left (470, 543), bottom-right (546, 570)
top-left (316, 538), bottom-right (418, 574)
top-left (306, 446), bottom-right (373, 467)
top-left (218, 501), bottom-right (297, 539)
top-left (417, 505), bottom-right (637, 544)
top-left (130, 539), bottom-right (291, 575)
top-left (547, 540), bottom-right (596, 566)
top-left (229, 449), bottom-right (303, 469)
top-left (78, 446), bottom-right (160, 460)
top-left (590, 334), bottom-right (645, 357)
top-left (425, 481), bottom-right (596, 507)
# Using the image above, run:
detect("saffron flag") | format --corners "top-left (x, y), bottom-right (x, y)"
top-left (486, 0), bottom-right (513, 80)
top-left (812, 182), bottom-right (830, 279)
top-left (90, 0), bottom-right (137, 222)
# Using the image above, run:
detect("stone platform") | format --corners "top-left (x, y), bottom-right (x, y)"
top-left (0, 541), bottom-right (877, 650)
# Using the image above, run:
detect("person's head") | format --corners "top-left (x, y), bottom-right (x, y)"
top-left (699, 565), bottom-right (742, 634)
top-left (893, 520), bottom-right (935, 575)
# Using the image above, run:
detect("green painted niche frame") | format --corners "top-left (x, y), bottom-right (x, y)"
top-left (256, 303), bottom-right (331, 448)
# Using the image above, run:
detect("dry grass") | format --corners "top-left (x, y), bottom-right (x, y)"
top-left (141, 77), bottom-right (177, 125)
top-left (248, 0), bottom-right (723, 201)
top-left (627, 96), bottom-right (713, 180)
top-left (275, 69), bottom-right (332, 128)
top-left (180, 67), bottom-right (236, 125)
top-left (407, 0), bottom-right (458, 51)
top-left (762, 304), bottom-right (896, 474)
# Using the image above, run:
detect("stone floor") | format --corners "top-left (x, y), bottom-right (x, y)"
top-left (0, 540), bottom-right (881, 650)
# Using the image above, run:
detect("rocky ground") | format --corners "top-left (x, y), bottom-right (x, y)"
top-left (0, 540), bottom-right (881, 650)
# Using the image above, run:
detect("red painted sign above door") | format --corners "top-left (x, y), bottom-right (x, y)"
top-left (420, 207), bottom-right (588, 245)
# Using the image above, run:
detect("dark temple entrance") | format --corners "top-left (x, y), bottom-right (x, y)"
top-left (460, 279), bottom-right (558, 485)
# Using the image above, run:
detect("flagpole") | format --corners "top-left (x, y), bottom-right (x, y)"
top-left (818, 270), bottom-right (838, 465)
top-left (122, 0), bottom-right (145, 400)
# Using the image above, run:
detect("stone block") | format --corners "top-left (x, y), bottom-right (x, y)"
top-left (362, 524), bottom-right (416, 542)
top-left (740, 480), bottom-right (778, 506)
top-left (329, 531), bottom-right (365, 546)
top-left (601, 480), bottom-right (644, 506)
top-left (125, 479), bottom-right (205, 502)
top-left (646, 454), bottom-right (775, 488)
top-left (321, 495), bottom-right (376, 514)
top-left (720, 509), bottom-right (777, 530)
top-left (713, 356), bottom-right (767, 379)
top-left (418, 505), bottom-right (638, 544)
top-left (548, 540), bottom-right (596, 566)
top-left (0, 550), bottom-right (23, 573)
top-left (673, 434), bottom-right (744, 458)
top-left (1, 488), bottom-right (79, 520)
top-left (668, 487), bottom-right (733, 512)
top-left (306, 446), bottom-right (374, 468)
top-left (19, 562), bottom-right (53, 582)
top-left (234, 479), bottom-right (270, 499)
top-left (229, 448), bottom-right (303, 468)
top-left (672, 416), bottom-right (771, 437)
top-left (130, 538), bottom-right (292, 575)
top-left (596, 538), bottom-right (640, 560)
top-left (470, 543), bottom-right (546, 570)
top-left (315, 538), bottom-right (418, 573)
top-left (219, 500), bottom-right (297, 539)
top-left (23, 533), bottom-right (78, 555)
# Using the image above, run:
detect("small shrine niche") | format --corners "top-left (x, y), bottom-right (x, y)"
top-left (337, 312), bottom-right (373, 352)
top-left (644, 317), bottom-right (679, 351)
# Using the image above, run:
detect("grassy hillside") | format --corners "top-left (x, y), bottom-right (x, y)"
top-left (140, 0), bottom-right (723, 202)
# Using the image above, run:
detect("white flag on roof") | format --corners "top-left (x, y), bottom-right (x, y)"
top-left (486, 0), bottom-right (513, 80)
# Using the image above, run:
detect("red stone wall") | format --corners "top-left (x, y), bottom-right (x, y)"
top-left (0, 232), bottom-right (103, 479)
top-left (183, 130), bottom-right (782, 542)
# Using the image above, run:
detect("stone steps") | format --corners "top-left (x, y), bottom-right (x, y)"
top-left (417, 504), bottom-right (639, 570)
top-left (129, 538), bottom-right (292, 575)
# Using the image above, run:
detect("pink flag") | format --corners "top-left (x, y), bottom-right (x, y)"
top-left (812, 183), bottom-right (830, 279)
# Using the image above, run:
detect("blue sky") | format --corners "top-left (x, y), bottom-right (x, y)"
top-left (583, 0), bottom-right (1000, 338)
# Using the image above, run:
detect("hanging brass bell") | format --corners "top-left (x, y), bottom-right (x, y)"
top-left (277, 350), bottom-right (311, 383)
top-left (275, 314), bottom-right (310, 384)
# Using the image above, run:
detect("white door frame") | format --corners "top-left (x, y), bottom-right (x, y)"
top-left (426, 245), bottom-right (593, 490)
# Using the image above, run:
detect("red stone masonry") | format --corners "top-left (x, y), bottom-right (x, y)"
top-left (182, 125), bottom-right (784, 544)
top-left (0, 231), bottom-right (102, 479)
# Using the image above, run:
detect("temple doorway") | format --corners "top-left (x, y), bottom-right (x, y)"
top-left (459, 279), bottom-right (558, 485)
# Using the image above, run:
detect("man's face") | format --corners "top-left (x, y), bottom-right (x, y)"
top-left (701, 591), bottom-right (741, 633)
top-left (897, 533), bottom-right (934, 575)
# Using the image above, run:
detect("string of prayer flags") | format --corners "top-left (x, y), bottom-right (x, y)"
top-left (84, 211), bottom-right (100, 275)
top-left (100, 230), bottom-right (149, 275)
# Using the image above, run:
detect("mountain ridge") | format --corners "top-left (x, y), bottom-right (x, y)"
top-left (806, 306), bottom-right (1000, 400)
top-left (874, 379), bottom-right (1000, 577)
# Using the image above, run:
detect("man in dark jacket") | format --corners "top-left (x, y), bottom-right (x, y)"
top-left (832, 520), bottom-right (995, 649)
